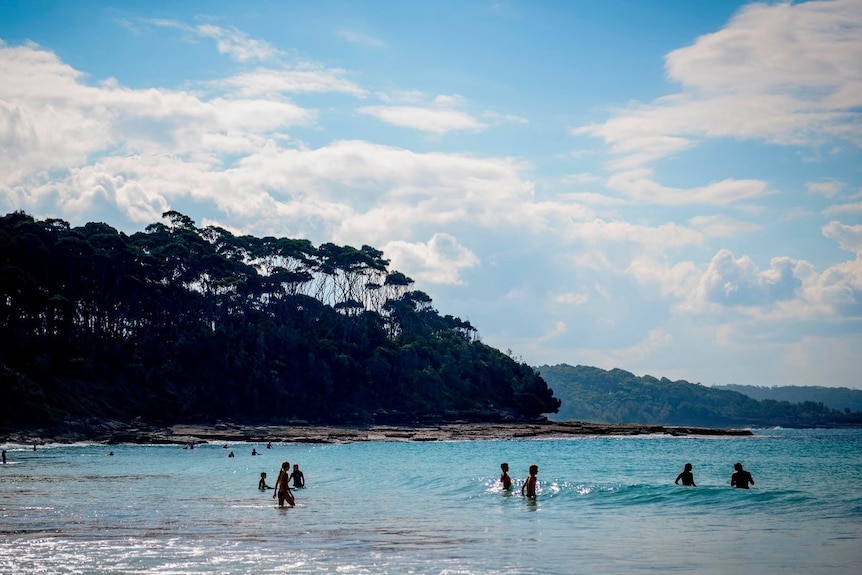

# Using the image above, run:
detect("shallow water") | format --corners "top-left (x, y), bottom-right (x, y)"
top-left (2, 428), bottom-right (861, 574)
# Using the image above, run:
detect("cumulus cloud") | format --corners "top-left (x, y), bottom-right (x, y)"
top-left (383, 233), bottom-right (479, 285)
top-left (699, 250), bottom-right (803, 307)
top-left (575, 0), bottom-right (862, 204)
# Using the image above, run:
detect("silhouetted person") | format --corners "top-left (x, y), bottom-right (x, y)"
top-left (273, 461), bottom-right (295, 507)
top-left (2, 449), bottom-right (6, 464)
top-left (731, 462), bottom-right (754, 489)
top-left (252, 448), bottom-right (259, 456)
top-left (499, 462), bottom-right (512, 491)
top-left (675, 462), bottom-right (696, 486)
top-left (228, 451), bottom-right (235, 458)
top-left (289, 464), bottom-right (305, 488)
top-left (521, 464), bottom-right (538, 499)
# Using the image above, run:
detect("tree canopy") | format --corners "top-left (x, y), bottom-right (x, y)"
top-left (539, 364), bottom-right (862, 428)
top-left (0, 211), bottom-right (560, 429)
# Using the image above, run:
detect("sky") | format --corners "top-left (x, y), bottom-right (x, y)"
top-left (1, 0), bottom-right (861, 389)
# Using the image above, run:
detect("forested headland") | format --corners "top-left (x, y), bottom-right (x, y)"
top-left (540, 364), bottom-right (862, 428)
top-left (714, 384), bottom-right (862, 413)
top-left (0, 211), bottom-right (560, 432)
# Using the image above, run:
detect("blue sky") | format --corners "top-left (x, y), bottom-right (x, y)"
top-left (2, 0), bottom-right (861, 389)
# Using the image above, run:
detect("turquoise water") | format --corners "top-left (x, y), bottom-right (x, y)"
top-left (2, 428), bottom-right (861, 574)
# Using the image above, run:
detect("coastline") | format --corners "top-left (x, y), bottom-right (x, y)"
top-left (2, 420), bottom-right (753, 446)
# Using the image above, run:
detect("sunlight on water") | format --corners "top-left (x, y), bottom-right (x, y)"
top-left (1, 429), bottom-right (861, 574)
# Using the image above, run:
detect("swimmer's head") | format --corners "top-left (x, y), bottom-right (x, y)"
top-left (261, 472), bottom-right (267, 478)
top-left (684, 463), bottom-right (692, 471)
top-left (529, 464), bottom-right (538, 475)
top-left (501, 462), bottom-right (508, 471)
top-left (734, 462), bottom-right (743, 471)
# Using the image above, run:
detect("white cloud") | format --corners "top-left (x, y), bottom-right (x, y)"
top-left (825, 201), bottom-right (862, 215)
top-left (383, 233), bottom-right (479, 285)
top-left (687, 214), bottom-right (763, 238)
top-left (551, 292), bottom-right (589, 306)
top-left (575, 0), bottom-right (862, 205)
top-left (562, 219), bottom-right (703, 250)
top-left (217, 68), bottom-right (366, 98)
top-left (358, 105), bottom-right (485, 134)
top-left (807, 178), bottom-right (845, 197)
top-left (698, 249), bottom-right (803, 307)
top-left (195, 24), bottom-right (284, 61)
top-left (482, 110), bottom-right (529, 125)
top-left (336, 29), bottom-right (386, 49)
top-left (138, 19), bottom-right (284, 62)
top-left (578, 328), bottom-right (675, 370)
top-left (822, 220), bottom-right (862, 255)
top-left (605, 169), bottom-right (770, 206)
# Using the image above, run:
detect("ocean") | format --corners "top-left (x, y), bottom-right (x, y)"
top-left (1, 427), bottom-right (860, 574)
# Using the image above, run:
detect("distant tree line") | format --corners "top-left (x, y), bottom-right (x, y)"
top-left (714, 384), bottom-right (862, 414)
top-left (539, 364), bottom-right (862, 428)
top-left (0, 211), bottom-right (560, 429)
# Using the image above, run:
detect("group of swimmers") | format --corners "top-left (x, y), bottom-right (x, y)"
top-left (259, 461), bottom-right (305, 507)
top-left (499, 462), bottom-right (539, 498)
top-left (675, 461), bottom-right (755, 488)
top-left (499, 460), bottom-right (755, 497)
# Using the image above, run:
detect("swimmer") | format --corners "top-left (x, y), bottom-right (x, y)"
top-left (251, 448), bottom-right (259, 456)
top-left (266, 442), bottom-right (272, 449)
top-left (2, 449), bottom-right (6, 464)
top-left (521, 464), bottom-right (539, 499)
top-left (290, 464), bottom-right (305, 488)
top-left (499, 462), bottom-right (512, 491)
top-left (228, 451), bottom-right (235, 458)
top-left (259, 472), bottom-right (273, 490)
top-left (273, 461), bottom-right (295, 507)
top-left (675, 463), bottom-right (696, 486)
top-left (731, 462), bottom-right (754, 489)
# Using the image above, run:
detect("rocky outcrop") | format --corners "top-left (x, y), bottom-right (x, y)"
top-left (2, 419), bottom-right (752, 446)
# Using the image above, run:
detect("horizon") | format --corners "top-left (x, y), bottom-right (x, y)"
top-left (1, 0), bottom-right (860, 389)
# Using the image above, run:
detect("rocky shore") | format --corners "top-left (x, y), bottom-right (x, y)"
top-left (2, 419), bottom-right (753, 446)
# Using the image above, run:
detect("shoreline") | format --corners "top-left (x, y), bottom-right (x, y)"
top-left (2, 420), bottom-right (754, 446)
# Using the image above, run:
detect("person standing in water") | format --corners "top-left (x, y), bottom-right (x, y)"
top-left (289, 464), bottom-right (305, 488)
top-left (675, 463), bottom-right (696, 486)
top-left (499, 462), bottom-right (512, 491)
top-left (521, 464), bottom-right (538, 499)
top-left (258, 472), bottom-right (272, 490)
top-left (731, 462), bottom-right (755, 489)
top-left (273, 461), bottom-right (295, 507)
